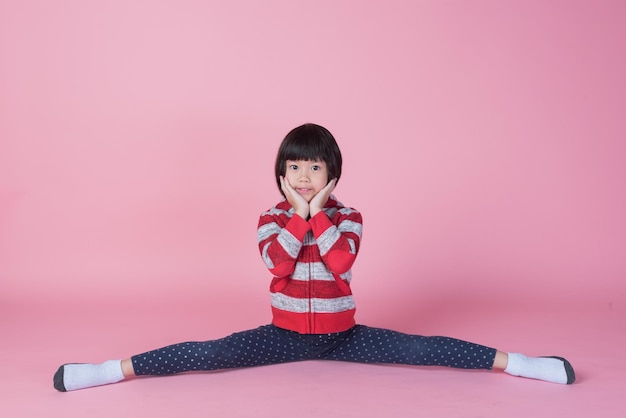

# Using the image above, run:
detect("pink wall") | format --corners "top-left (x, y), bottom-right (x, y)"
top-left (1, 1), bottom-right (625, 315)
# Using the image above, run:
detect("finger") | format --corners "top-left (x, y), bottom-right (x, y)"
top-left (282, 176), bottom-right (293, 190)
top-left (322, 178), bottom-right (336, 194)
top-left (280, 176), bottom-right (290, 194)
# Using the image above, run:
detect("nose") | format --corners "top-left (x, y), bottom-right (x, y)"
top-left (299, 172), bottom-right (310, 182)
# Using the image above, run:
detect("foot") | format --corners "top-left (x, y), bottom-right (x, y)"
top-left (504, 353), bottom-right (575, 384)
top-left (53, 360), bottom-right (125, 392)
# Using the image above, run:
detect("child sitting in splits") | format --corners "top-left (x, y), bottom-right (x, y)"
top-left (54, 123), bottom-right (575, 392)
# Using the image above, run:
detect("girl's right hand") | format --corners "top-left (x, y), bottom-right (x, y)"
top-left (280, 176), bottom-right (310, 219)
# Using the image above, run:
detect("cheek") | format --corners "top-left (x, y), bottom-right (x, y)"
top-left (315, 176), bottom-right (328, 188)
top-left (284, 172), bottom-right (297, 184)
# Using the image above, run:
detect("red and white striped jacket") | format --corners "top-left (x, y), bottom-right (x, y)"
top-left (257, 196), bottom-right (363, 334)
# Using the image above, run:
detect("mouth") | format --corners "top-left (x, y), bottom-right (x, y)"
top-left (296, 188), bottom-right (313, 194)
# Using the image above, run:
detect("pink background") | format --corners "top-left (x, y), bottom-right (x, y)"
top-left (1, 1), bottom-right (625, 417)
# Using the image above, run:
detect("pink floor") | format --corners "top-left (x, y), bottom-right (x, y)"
top-left (2, 295), bottom-right (624, 418)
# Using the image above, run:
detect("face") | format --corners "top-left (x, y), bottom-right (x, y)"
top-left (284, 160), bottom-right (329, 202)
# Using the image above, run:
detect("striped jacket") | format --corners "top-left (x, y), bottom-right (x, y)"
top-left (257, 195), bottom-right (363, 334)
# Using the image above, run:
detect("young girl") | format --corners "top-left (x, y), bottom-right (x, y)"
top-left (53, 123), bottom-right (575, 392)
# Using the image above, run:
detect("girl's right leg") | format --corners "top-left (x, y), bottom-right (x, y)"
top-left (54, 325), bottom-right (309, 392)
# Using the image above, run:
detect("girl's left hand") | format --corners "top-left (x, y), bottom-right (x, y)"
top-left (310, 179), bottom-right (337, 217)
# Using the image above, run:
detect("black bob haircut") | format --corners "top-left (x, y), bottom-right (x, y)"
top-left (274, 123), bottom-right (343, 197)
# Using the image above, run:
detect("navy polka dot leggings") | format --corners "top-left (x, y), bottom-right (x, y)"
top-left (131, 325), bottom-right (497, 376)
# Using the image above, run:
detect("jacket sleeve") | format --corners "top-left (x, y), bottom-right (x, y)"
top-left (257, 210), bottom-right (311, 277)
top-left (309, 207), bottom-right (362, 275)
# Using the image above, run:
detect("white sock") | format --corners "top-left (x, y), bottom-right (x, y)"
top-left (54, 360), bottom-right (125, 391)
top-left (504, 353), bottom-right (575, 384)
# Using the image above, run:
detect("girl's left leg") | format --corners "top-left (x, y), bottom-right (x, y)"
top-left (323, 325), bottom-right (497, 369)
top-left (323, 325), bottom-right (574, 384)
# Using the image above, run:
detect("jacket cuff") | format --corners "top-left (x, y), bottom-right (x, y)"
top-left (309, 210), bottom-right (333, 238)
top-left (286, 212), bottom-right (312, 241)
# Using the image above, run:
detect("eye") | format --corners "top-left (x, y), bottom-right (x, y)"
top-left (311, 165), bottom-right (320, 171)
top-left (289, 164), bottom-right (298, 170)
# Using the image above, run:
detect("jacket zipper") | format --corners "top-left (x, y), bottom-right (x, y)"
top-left (308, 238), bottom-right (313, 333)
